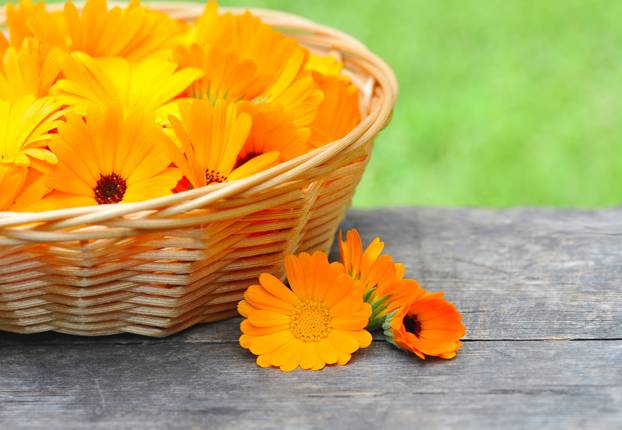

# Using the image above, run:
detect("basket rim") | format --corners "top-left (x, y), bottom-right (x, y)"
top-left (0, 1), bottom-right (398, 230)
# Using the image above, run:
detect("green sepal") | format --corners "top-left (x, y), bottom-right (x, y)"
top-left (381, 309), bottom-right (399, 346)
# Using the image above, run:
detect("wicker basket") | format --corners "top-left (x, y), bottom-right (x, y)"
top-left (0, 1), bottom-right (397, 337)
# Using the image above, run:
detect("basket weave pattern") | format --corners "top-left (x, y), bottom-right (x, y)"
top-left (0, 2), bottom-right (397, 336)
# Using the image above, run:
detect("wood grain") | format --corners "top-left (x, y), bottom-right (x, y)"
top-left (1, 208), bottom-right (621, 429)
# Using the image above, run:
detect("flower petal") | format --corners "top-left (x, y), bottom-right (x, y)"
top-left (247, 310), bottom-right (290, 327)
top-left (328, 329), bottom-right (359, 354)
top-left (259, 273), bottom-right (300, 306)
top-left (249, 330), bottom-right (293, 356)
top-left (316, 338), bottom-right (338, 365)
top-left (299, 341), bottom-right (320, 370)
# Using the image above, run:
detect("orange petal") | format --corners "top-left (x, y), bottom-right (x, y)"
top-left (245, 284), bottom-right (294, 313)
top-left (299, 341), bottom-right (321, 370)
top-left (240, 320), bottom-right (289, 336)
top-left (249, 330), bottom-right (294, 356)
top-left (331, 313), bottom-right (369, 331)
top-left (280, 345), bottom-right (302, 372)
top-left (350, 329), bottom-right (373, 348)
top-left (336, 351), bottom-right (351, 365)
top-left (259, 273), bottom-right (300, 306)
top-left (316, 338), bottom-right (338, 365)
top-left (270, 339), bottom-right (302, 368)
top-left (247, 309), bottom-right (290, 327)
top-left (256, 354), bottom-right (271, 368)
top-left (328, 329), bottom-right (359, 354)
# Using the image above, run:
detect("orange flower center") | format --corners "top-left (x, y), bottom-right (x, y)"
top-left (403, 314), bottom-right (421, 336)
top-left (205, 169), bottom-right (227, 185)
top-left (289, 300), bottom-right (331, 342)
top-left (94, 173), bottom-right (127, 204)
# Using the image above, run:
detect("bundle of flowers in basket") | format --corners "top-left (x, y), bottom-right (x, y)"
top-left (0, 0), bottom-right (397, 337)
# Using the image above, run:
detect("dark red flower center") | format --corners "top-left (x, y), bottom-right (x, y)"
top-left (94, 173), bottom-right (127, 204)
top-left (403, 315), bottom-right (422, 336)
top-left (205, 169), bottom-right (227, 185)
top-left (235, 151), bottom-right (259, 168)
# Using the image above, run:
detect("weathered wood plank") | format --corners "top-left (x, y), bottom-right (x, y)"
top-left (341, 207), bottom-right (622, 340)
top-left (1, 208), bottom-right (621, 429)
top-left (1, 337), bottom-right (621, 429)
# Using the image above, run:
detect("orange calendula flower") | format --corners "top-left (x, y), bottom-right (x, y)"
top-left (189, 2), bottom-right (323, 127)
top-left (5, 0), bottom-right (66, 48)
top-left (383, 291), bottom-right (466, 360)
top-left (339, 229), bottom-right (417, 328)
top-left (0, 95), bottom-right (63, 210)
top-left (238, 251), bottom-right (372, 371)
top-left (43, 104), bottom-right (181, 208)
top-left (174, 44), bottom-right (272, 103)
top-left (0, 38), bottom-right (62, 99)
top-left (51, 52), bottom-right (202, 116)
top-left (237, 101), bottom-right (310, 164)
top-left (7, 0), bottom-right (186, 61)
top-left (310, 73), bottom-right (361, 148)
top-left (166, 98), bottom-right (278, 190)
top-left (62, 0), bottom-right (187, 60)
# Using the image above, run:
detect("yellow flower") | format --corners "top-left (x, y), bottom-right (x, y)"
top-left (310, 73), bottom-right (361, 148)
top-left (43, 103), bottom-right (181, 208)
top-left (51, 51), bottom-right (202, 115)
top-left (0, 38), bottom-right (62, 99)
top-left (383, 291), bottom-right (465, 360)
top-left (166, 98), bottom-right (278, 190)
top-left (7, 0), bottom-right (186, 61)
top-left (188, 2), bottom-right (323, 127)
top-left (238, 251), bottom-right (372, 371)
top-left (237, 101), bottom-right (310, 164)
top-left (0, 95), bottom-right (63, 210)
top-left (0, 95), bottom-right (61, 170)
top-left (339, 229), bottom-right (420, 328)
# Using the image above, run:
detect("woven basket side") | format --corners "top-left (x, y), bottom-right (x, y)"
top-left (0, 2), bottom-right (397, 336)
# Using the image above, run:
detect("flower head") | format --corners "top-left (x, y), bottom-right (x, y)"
top-left (188, 2), bottom-right (323, 127)
top-left (174, 44), bottom-right (272, 103)
top-left (62, 0), bottom-right (187, 60)
top-left (383, 291), bottom-right (465, 360)
top-left (0, 95), bottom-right (62, 170)
top-left (0, 38), bottom-right (62, 100)
top-left (51, 51), bottom-right (202, 116)
top-left (7, 0), bottom-right (186, 61)
top-left (339, 229), bottom-right (418, 328)
top-left (5, 0), bottom-right (66, 48)
top-left (310, 73), bottom-right (360, 148)
top-left (238, 251), bottom-right (372, 371)
top-left (43, 103), bottom-right (181, 208)
top-left (0, 95), bottom-right (63, 210)
top-left (166, 98), bottom-right (278, 190)
top-left (237, 101), bottom-right (310, 164)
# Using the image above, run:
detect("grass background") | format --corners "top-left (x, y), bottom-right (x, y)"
top-left (5, 0), bottom-right (622, 208)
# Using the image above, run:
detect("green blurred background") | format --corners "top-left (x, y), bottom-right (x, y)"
top-left (5, 0), bottom-right (622, 208)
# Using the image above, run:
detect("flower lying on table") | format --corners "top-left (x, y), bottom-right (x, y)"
top-left (238, 229), bottom-right (465, 371)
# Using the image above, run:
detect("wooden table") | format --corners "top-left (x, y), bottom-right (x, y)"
top-left (1, 208), bottom-right (621, 429)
